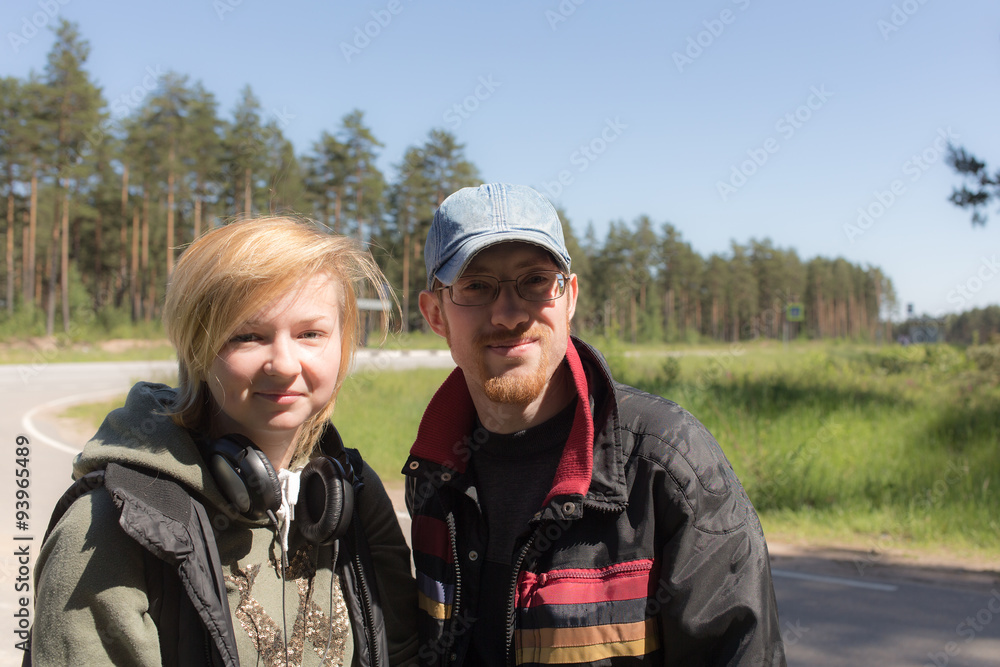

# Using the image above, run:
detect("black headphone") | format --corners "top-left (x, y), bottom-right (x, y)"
top-left (203, 425), bottom-right (359, 546)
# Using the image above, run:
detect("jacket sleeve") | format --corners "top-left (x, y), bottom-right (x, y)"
top-left (32, 488), bottom-right (162, 666)
top-left (357, 462), bottom-right (420, 666)
top-left (651, 418), bottom-right (786, 666)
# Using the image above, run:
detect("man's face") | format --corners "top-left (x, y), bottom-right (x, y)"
top-left (419, 242), bottom-right (578, 406)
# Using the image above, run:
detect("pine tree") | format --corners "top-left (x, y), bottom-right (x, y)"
top-left (946, 145), bottom-right (1000, 226)
top-left (43, 19), bottom-right (103, 333)
top-left (144, 72), bottom-right (191, 276)
top-left (386, 131), bottom-right (479, 331)
top-left (184, 82), bottom-right (223, 238)
top-left (340, 110), bottom-right (385, 242)
top-left (0, 77), bottom-right (27, 313)
top-left (304, 131), bottom-right (348, 233)
top-left (224, 86), bottom-right (267, 217)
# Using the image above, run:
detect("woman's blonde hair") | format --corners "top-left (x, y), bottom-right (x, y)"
top-left (163, 216), bottom-right (392, 467)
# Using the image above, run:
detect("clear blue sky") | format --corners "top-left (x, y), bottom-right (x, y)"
top-left (3, 0), bottom-right (999, 318)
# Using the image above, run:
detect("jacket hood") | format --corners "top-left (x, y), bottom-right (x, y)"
top-left (74, 381), bottom-right (233, 515)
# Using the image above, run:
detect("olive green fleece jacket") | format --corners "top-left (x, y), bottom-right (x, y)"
top-left (31, 382), bottom-right (419, 666)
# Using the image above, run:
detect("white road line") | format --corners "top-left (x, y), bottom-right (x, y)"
top-left (772, 568), bottom-right (899, 592)
top-left (22, 388), bottom-right (127, 455)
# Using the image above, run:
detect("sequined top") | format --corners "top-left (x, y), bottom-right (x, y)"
top-left (222, 536), bottom-right (352, 666)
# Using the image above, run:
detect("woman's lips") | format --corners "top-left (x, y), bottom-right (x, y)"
top-left (255, 391), bottom-right (303, 405)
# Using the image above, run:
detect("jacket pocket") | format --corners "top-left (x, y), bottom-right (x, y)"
top-left (514, 559), bottom-right (659, 664)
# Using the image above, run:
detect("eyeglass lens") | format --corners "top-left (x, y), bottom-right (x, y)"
top-left (450, 271), bottom-right (565, 305)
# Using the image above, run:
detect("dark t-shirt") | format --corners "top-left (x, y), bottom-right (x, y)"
top-left (465, 398), bottom-right (577, 665)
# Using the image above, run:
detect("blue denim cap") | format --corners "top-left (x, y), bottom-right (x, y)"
top-left (425, 183), bottom-right (572, 290)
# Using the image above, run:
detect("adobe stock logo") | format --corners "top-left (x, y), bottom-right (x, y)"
top-left (545, 0), bottom-right (587, 31)
top-left (540, 117), bottom-right (628, 199)
top-left (340, 0), bottom-right (413, 63)
top-left (672, 0), bottom-right (752, 73)
top-left (443, 75), bottom-right (501, 130)
top-left (716, 85), bottom-right (833, 202)
top-left (877, 0), bottom-right (933, 40)
top-left (7, 0), bottom-right (72, 54)
top-left (946, 255), bottom-right (1000, 308)
top-left (843, 127), bottom-right (958, 244)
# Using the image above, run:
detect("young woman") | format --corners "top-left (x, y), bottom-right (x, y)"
top-left (30, 217), bottom-right (417, 666)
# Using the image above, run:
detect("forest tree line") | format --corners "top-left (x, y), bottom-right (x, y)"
top-left (0, 20), bottom-right (938, 344)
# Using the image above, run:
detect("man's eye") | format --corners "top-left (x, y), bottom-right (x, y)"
top-left (461, 281), bottom-right (491, 292)
top-left (521, 273), bottom-right (549, 286)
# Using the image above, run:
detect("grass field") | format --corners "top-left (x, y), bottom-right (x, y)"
top-left (61, 339), bottom-right (1000, 564)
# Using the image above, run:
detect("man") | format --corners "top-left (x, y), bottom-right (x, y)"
top-left (403, 183), bottom-right (785, 666)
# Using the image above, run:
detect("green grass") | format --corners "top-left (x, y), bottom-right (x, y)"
top-left (609, 341), bottom-right (1000, 559)
top-left (59, 340), bottom-right (1000, 563)
top-left (333, 367), bottom-right (453, 478)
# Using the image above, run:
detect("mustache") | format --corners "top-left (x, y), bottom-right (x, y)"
top-left (475, 325), bottom-right (543, 347)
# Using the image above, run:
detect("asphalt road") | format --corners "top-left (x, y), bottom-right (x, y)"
top-left (2, 357), bottom-right (998, 666)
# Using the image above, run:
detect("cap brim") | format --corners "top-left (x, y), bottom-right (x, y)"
top-left (431, 231), bottom-right (571, 289)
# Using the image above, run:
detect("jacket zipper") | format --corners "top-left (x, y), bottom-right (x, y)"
top-left (445, 511), bottom-right (463, 665)
top-left (353, 521), bottom-right (381, 667)
top-left (534, 559), bottom-right (651, 583)
top-left (504, 531), bottom-right (537, 667)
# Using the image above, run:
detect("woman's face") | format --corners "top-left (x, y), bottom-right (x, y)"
top-left (207, 273), bottom-right (343, 458)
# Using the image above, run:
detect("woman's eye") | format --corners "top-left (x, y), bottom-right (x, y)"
top-left (229, 333), bottom-right (258, 343)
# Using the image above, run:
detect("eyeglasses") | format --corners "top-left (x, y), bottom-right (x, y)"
top-left (437, 270), bottom-right (568, 307)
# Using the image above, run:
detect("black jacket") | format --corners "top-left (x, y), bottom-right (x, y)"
top-left (403, 337), bottom-right (786, 666)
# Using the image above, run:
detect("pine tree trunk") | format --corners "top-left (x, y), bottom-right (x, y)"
top-left (6, 191), bottom-right (13, 314)
top-left (140, 191), bottom-right (150, 320)
top-left (680, 291), bottom-right (688, 335)
top-left (666, 289), bottom-right (675, 338)
top-left (334, 189), bottom-right (342, 235)
top-left (146, 260), bottom-right (156, 323)
top-left (630, 295), bottom-right (637, 344)
top-left (26, 171), bottom-right (37, 306)
top-left (117, 165), bottom-right (129, 307)
top-left (401, 225), bottom-right (411, 333)
top-left (166, 144), bottom-right (176, 276)
top-left (94, 210), bottom-right (103, 310)
top-left (61, 189), bottom-right (70, 333)
top-left (356, 167), bottom-right (364, 242)
top-left (711, 296), bottom-right (719, 340)
top-left (814, 287), bottom-right (823, 338)
top-left (45, 210), bottom-right (59, 337)
top-left (21, 216), bottom-right (28, 304)
top-left (243, 168), bottom-right (252, 217)
top-left (131, 206), bottom-right (140, 321)
top-left (194, 194), bottom-right (202, 240)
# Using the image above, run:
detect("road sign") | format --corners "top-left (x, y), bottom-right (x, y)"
top-left (786, 303), bottom-right (805, 322)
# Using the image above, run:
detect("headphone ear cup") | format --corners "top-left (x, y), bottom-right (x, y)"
top-left (296, 456), bottom-right (355, 546)
top-left (207, 434), bottom-right (282, 521)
